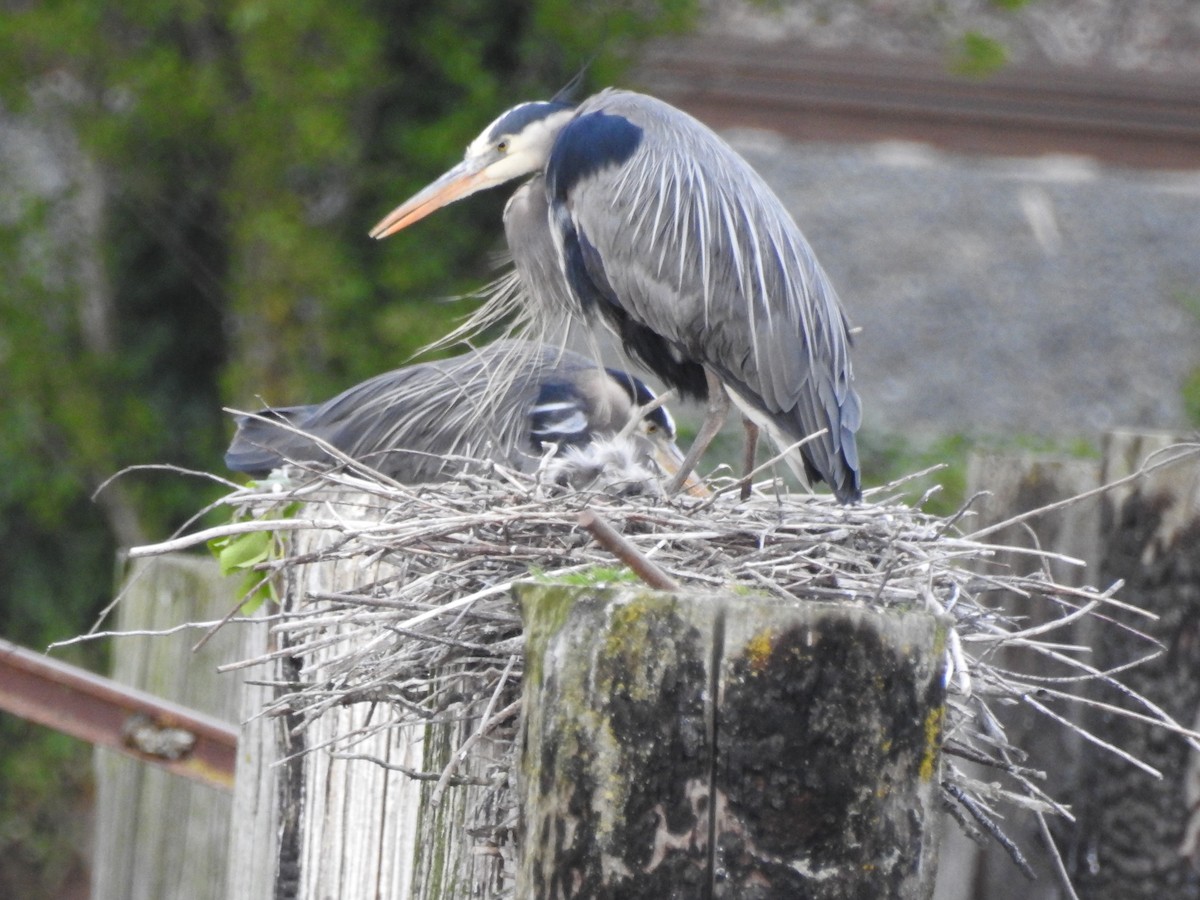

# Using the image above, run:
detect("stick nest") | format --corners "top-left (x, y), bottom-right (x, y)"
top-left (127, 454), bottom-right (1198, 881)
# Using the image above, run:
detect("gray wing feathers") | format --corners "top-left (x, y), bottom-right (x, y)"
top-left (225, 406), bottom-right (316, 474)
top-left (560, 90), bottom-right (860, 496)
top-left (227, 342), bottom-right (596, 482)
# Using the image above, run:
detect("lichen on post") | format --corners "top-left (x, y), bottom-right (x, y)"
top-left (517, 584), bottom-right (947, 899)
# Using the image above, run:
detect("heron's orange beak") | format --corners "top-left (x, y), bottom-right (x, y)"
top-left (370, 158), bottom-right (490, 239)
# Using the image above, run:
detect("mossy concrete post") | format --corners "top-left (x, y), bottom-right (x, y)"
top-left (517, 585), bottom-right (947, 899)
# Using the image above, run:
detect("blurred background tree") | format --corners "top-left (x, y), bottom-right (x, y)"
top-left (0, 1), bottom-right (697, 894)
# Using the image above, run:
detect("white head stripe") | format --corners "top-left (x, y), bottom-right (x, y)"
top-left (531, 410), bottom-right (589, 436)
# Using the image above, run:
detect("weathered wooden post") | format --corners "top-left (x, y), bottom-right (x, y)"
top-left (93, 554), bottom-right (243, 900)
top-left (938, 430), bottom-right (1200, 900)
top-left (1069, 430), bottom-right (1200, 899)
top-left (224, 501), bottom-right (517, 900)
top-left (519, 584), bottom-right (947, 898)
top-left (223, 611), bottom-right (285, 900)
top-left (935, 452), bottom-right (1103, 899)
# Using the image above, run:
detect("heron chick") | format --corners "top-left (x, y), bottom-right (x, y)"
top-left (225, 340), bottom-right (686, 494)
top-left (371, 88), bottom-right (862, 503)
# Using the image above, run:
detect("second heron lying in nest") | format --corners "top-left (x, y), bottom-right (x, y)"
top-left (224, 340), bottom-right (689, 496)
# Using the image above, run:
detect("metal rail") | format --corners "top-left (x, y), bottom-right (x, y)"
top-left (635, 38), bottom-right (1200, 169)
top-left (0, 637), bottom-right (238, 790)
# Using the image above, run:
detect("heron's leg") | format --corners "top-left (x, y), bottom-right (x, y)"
top-left (666, 369), bottom-right (729, 494)
top-left (738, 417), bottom-right (760, 501)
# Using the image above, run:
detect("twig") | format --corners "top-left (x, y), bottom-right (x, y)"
top-left (326, 754), bottom-right (488, 786)
top-left (578, 509), bottom-right (680, 591)
top-left (1037, 810), bottom-right (1083, 900)
top-left (944, 782), bottom-right (1037, 880)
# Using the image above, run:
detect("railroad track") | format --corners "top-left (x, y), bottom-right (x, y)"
top-left (634, 37), bottom-right (1200, 169)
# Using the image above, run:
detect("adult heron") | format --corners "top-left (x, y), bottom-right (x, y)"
top-left (225, 340), bottom-right (686, 493)
top-left (370, 88), bottom-right (862, 503)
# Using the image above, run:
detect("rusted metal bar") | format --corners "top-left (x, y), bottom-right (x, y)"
top-left (0, 637), bottom-right (238, 790)
top-left (635, 38), bottom-right (1200, 169)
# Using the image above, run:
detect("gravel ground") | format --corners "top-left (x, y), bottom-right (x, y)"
top-left (703, 0), bottom-right (1200, 76)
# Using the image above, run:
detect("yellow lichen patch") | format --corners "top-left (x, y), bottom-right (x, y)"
top-left (745, 628), bottom-right (775, 674)
top-left (604, 597), bottom-right (651, 660)
top-left (919, 705), bottom-right (945, 782)
top-left (597, 595), bottom-right (682, 705)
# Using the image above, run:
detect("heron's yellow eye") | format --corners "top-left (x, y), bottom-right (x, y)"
top-left (497, 139), bottom-right (509, 153)
top-left (645, 422), bottom-right (658, 434)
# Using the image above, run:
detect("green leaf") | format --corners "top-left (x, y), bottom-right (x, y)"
top-left (237, 572), bottom-right (275, 616)
top-left (212, 529), bottom-right (272, 576)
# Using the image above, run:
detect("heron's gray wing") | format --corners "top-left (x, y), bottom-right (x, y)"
top-left (320, 342), bottom-right (573, 480)
top-left (547, 89), bottom-right (860, 499)
top-left (223, 367), bottom-right (464, 479)
top-left (225, 342), bottom-right (602, 483)
top-left (225, 405), bottom-right (319, 474)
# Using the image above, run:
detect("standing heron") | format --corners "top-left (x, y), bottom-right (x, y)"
top-left (370, 88), bottom-right (862, 503)
top-left (225, 340), bottom-right (686, 493)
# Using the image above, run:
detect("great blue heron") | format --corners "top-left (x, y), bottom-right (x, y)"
top-left (370, 88), bottom-right (862, 503)
top-left (225, 340), bottom-right (686, 493)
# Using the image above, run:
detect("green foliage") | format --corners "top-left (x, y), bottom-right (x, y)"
top-left (1184, 367), bottom-right (1200, 427)
top-left (208, 499), bottom-right (299, 612)
top-left (1175, 286), bottom-right (1200, 325)
top-left (538, 565), bottom-right (641, 587)
top-left (1176, 287), bottom-right (1200, 425)
top-left (209, 528), bottom-right (275, 613)
top-left (946, 0), bottom-right (1032, 76)
top-left (0, 0), bottom-right (701, 633)
top-left (0, 720), bottom-right (92, 900)
top-left (860, 430), bottom-right (1101, 517)
top-left (952, 30), bottom-right (1009, 77)
top-left (212, 528), bottom-right (272, 576)
top-left (857, 432), bottom-right (973, 516)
